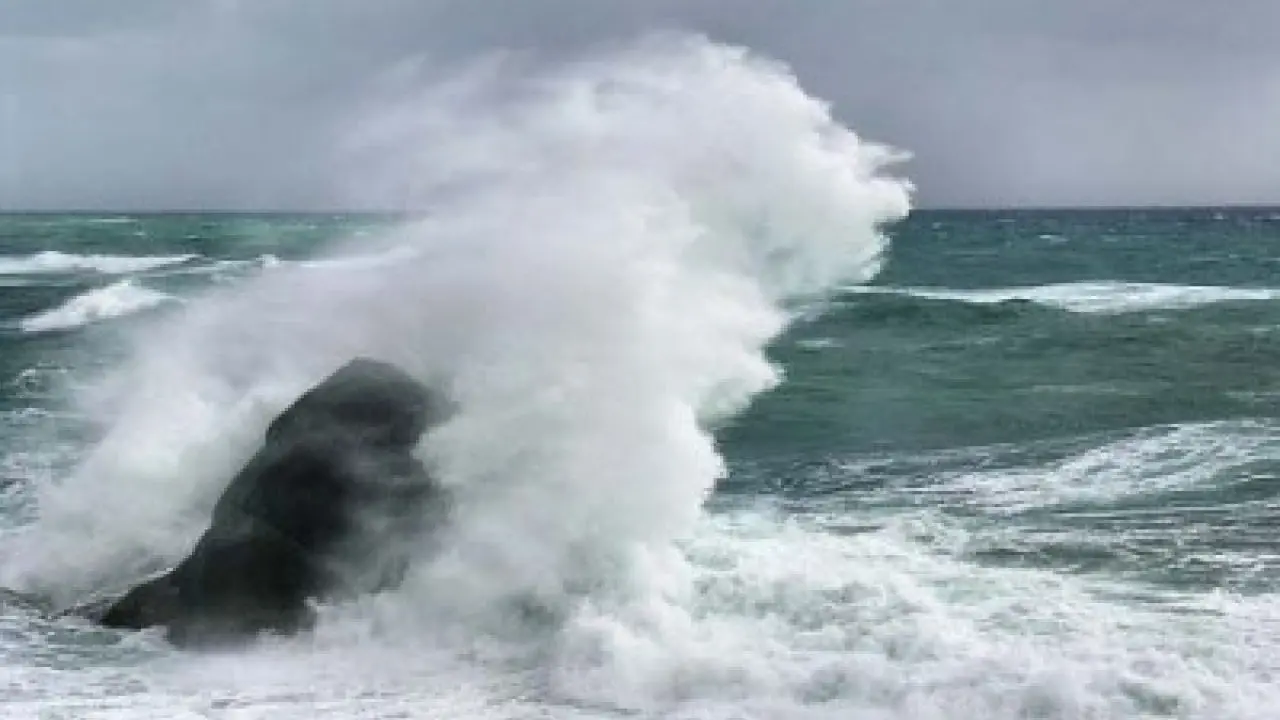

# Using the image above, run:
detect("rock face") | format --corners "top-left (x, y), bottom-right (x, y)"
top-left (96, 358), bottom-right (451, 647)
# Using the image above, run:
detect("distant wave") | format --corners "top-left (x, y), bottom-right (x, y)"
top-left (82, 217), bottom-right (138, 225)
top-left (845, 281), bottom-right (1280, 314)
top-left (163, 252), bottom-right (393, 279)
top-left (0, 251), bottom-right (196, 276)
top-left (147, 254), bottom-right (279, 279)
top-left (19, 280), bottom-right (176, 333)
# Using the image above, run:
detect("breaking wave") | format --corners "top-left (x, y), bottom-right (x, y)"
top-left (19, 281), bottom-right (177, 334)
top-left (0, 251), bottom-right (196, 276)
top-left (6, 33), bottom-right (911, 629)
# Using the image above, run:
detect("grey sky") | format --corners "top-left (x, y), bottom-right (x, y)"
top-left (1, 1), bottom-right (1277, 210)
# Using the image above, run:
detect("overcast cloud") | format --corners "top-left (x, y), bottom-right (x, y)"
top-left (1, 0), bottom-right (1278, 210)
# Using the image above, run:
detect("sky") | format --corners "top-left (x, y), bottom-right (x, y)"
top-left (1, 1), bottom-right (1278, 210)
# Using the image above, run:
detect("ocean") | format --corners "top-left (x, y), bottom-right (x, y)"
top-left (1, 38), bottom-right (1278, 720)
top-left (0, 207), bottom-right (1276, 719)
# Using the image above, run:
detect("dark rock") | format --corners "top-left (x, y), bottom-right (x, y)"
top-left (94, 357), bottom-right (452, 647)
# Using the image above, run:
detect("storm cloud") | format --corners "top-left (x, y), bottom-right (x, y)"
top-left (1, 0), bottom-right (1277, 210)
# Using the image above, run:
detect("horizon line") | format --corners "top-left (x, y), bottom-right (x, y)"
top-left (1, 201), bottom-right (1278, 215)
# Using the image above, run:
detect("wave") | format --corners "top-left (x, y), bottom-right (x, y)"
top-left (82, 217), bottom-right (138, 225)
top-left (18, 280), bottom-right (177, 334)
top-left (915, 420), bottom-right (1280, 512)
top-left (0, 35), bottom-right (913, 714)
top-left (0, 251), bottom-right (196, 276)
top-left (144, 254), bottom-right (280, 281)
top-left (159, 253), bottom-right (400, 280)
top-left (5, 33), bottom-right (911, 623)
top-left (847, 281), bottom-right (1280, 314)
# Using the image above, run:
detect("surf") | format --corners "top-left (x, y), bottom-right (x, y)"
top-left (2, 31), bottom-right (910, 661)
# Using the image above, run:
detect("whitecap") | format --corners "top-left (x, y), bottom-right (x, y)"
top-left (0, 251), bottom-right (197, 276)
top-left (19, 281), bottom-right (177, 334)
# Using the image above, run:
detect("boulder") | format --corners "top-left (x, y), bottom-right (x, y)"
top-left (95, 358), bottom-right (452, 647)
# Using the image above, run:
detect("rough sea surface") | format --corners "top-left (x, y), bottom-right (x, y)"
top-left (0, 37), bottom-right (1278, 720)
top-left (0, 207), bottom-right (1276, 719)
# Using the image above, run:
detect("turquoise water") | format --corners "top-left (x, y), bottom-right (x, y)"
top-left (1, 209), bottom-right (1278, 718)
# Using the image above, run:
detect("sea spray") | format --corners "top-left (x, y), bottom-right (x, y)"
top-left (2, 32), bottom-right (912, 657)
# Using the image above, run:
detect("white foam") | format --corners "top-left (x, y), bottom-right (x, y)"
top-left (18, 281), bottom-right (177, 334)
top-left (4, 32), bottom-right (910, 609)
top-left (5, 511), bottom-right (1278, 719)
top-left (0, 251), bottom-right (196, 276)
top-left (538, 510), bottom-right (1280, 718)
top-left (849, 281), bottom-right (1280, 314)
